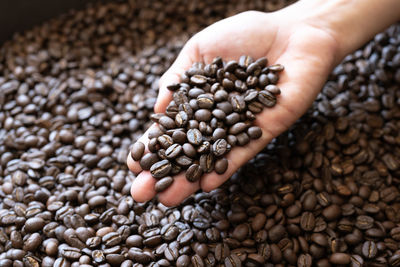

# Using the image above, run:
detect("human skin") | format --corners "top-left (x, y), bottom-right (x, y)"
top-left (127, 0), bottom-right (400, 206)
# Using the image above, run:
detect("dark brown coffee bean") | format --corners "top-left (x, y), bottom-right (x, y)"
top-left (329, 253), bottom-right (351, 264)
top-left (200, 153), bottom-right (214, 173)
top-left (355, 215), bottom-right (374, 230)
top-left (197, 94), bottom-right (214, 109)
top-left (175, 155), bottom-right (193, 167)
top-left (175, 111), bottom-right (188, 128)
top-left (158, 134), bottom-right (174, 149)
top-left (322, 204), bottom-right (341, 221)
top-left (230, 95), bottom-right (246, 112)
top-left (236, 132), bottom-right (250, 146)
top-left (224, 253), bottom-right (242, 267)
top-left (155, 177), bottom-right (174, 192)
top-left (190, 75), bottom-right (208, 86)
top-left (23, 233), bottom-right (42, 252)
top-left (140, 153), bottom-right (159, 170)
top-left (258, 90), bottom-right (276, 107)
top-left (300, 212), bottom-right (315, 231)
top-left (212, 139), bottom-right (228, 157)
top-left (191, 254), bottom-right (205, 267)
top-left (215, 243), bottom-right (230, 262)
top-left (130, 141), bottom-right (145, 161)
top-left (186, 164), bottom-right (203, 182)
top-left (177, 254), bottom-right (190, 267)
top-left (247, 126), bottom-right (262, 139)
top-left (362, 241), bottom-right (378, 259)
top-left (187, 129), bottom-right (203, 145)
top-left (269, 224), bottom-right (285, 243)
top-left (297, 254), bottom-right (312, 267)
top-left (165, 144), bottom-right (182, 159)
top-left (265, 84), bottom-right (281, 95)
top-left (172, 130), bottom-right (187, 144)
top-left (159, 116), bottom-right (176, 130)
top-left (24, 217), bottom-right (45, 233)
top-left (215, 158), bottom-right (228, 174)
top-left (150, 160), bottom-right (172, 179)
top-left (194, 109), bottom-right (212, 122)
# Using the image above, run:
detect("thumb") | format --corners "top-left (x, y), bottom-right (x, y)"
top-left (155, 40), bottom-right (200, 113)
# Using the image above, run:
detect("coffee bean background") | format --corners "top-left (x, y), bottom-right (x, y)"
top-left (0, 0), bottom-right (399, 266)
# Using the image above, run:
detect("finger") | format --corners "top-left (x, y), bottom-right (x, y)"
top-left (157, 173), bottom-right (201, 207)
top-left (155, 40), bottom-right (200, 113)
top-left (130, 171), bottom-right (157, 203)
top-left (126, 123), bottom-right (158, 174)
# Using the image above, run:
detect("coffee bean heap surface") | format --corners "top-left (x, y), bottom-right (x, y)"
top-left (0, 0), bottom-right (399, 267)
top-left (131, 56), bottom-right (283, 190)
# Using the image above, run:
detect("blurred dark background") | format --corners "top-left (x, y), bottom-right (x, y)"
top-left (0, 0), bottom-right (99, 43)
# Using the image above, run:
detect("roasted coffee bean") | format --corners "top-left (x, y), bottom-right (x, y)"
top-left (187, 129), bottom-right (203, 146)
top-left (176, 155), bottom-right (193, 167)
top-left (362, 241), bottom-right (378, 259)
top-left (194, 109), bottom-right (212, 122)
top-left (300, 212), bottom-right (315, 231)
top-left (155, 177), bottom-right (174, 192)
top-left (175, 111), bottom-right (189, 128)
top-left (150, 160), bottom-right (172, 178)
top-left (186, 164), bottom-right (203, 182)
top-left (200, 153), bottom-right (214, 173)
top-left (224, 253), bottom-right (242, 267)
top-left (212, 139), bottom-right (228, 157)
top-left (356, 215), bottom-right (374, 230)
top-left (131, 142), bottom-right (145, 161)
top-left (247, 126), bottom-right (262, 139)
top-left (330, 253), bottom-right (351, 265)
top-left (214, 158), bottom-right (228, 174)
top-left (24, 217), bottom-right (45, 233)
top-left (165, 144), bottom-right (182, 159)
top-left (140, 153), bottom-right (159, 171)
top-left (258, 90), bottom-right (276, 107)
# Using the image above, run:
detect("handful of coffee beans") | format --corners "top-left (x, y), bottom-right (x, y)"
top-left (130, 56), bottom-right (283, 191)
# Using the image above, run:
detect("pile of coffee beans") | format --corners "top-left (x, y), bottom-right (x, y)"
top-left (130, 56), bottom-right (283, 190)
top-left (0, 0), bottom-right (399, 266)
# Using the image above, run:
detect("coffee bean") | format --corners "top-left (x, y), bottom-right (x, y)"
top-left (230, 95), bottom-right (246, 112)
top-left (194, 109), bottom-right (212, 122)
top-left (300, 212), bottom-right (315, 231)
top-left (150, 160), bottom-right (172, 178)
top-left (158, 134), bottom-right (174, 149)
top-left (212, 139), bottom-right (228, 157)
top-left (297, 254), bottom-right (312, 267)
top-left (247, 126), bottom-right (262, 139)
top-left (172, 130), bottom-right (187, 144)
top-left (355, 215), bottom-right (374, 230)
top-left (258, 90), bottom-right (276, 107)
top-left (24, 217), bottom-right (45, 233)
top-left (186, 163), bottom-right (203, 182)
top-left (140, 153), bottom-right (159, 170)
top-left (224, 253), bottom-right (242, 267)
top-left (155, 177), bottom-right (174, 192)
top-left (362, 240), bottom-right (378, 259)
top-left (322, 204), bottom-right (341, 221)
top-left (269, 224), bottom-right (286, 243)
top-left (214, 158), bottom-right (228, 174)
top-left (165, 144), bottom-right (182, 159)
top-left (329, 253), bottom-right (351, 264)
top-left (176, 155), bottom-right (193, 167)
top-left (130, 142), bottom-right (145, 161)
top-left (200, 153), bottom-right (214, 173)
top-left (187, 129), bottom-right (203, 145)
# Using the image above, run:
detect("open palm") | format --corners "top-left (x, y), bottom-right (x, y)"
top-left (127, 10), bottom-right (339, 206)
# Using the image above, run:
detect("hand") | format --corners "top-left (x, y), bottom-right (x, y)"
top-left (127, 9), bottom-right (339, 206)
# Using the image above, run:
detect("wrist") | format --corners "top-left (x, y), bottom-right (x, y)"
top-left (280, 0), bottom-right (400, 64)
